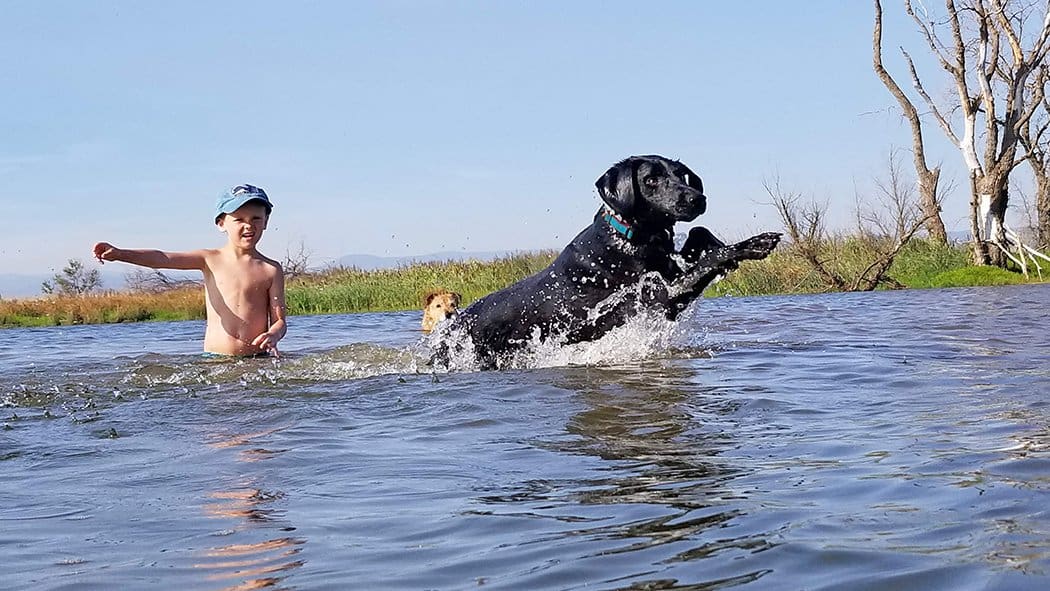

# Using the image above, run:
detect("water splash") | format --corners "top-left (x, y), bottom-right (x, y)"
top-left (493, 311), bottom-right (687, 370)
top-left (426, 276), bottom-right (710, 372)
top-left (120, 343), bottom-right (431, 388)
top-left (3, 290), bottom-right (716, 414)
top-left (277, 343), bottom-right (427, 382)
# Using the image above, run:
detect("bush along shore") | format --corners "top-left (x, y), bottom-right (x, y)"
top-left (1, 240), bottom-right (1044, 328)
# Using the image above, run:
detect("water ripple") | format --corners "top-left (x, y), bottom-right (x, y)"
top-left (1, 285), bottom-right (1049, 588)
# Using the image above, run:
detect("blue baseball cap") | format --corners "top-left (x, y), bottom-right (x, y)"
top-left (214, 184), bottom-right (273, 222)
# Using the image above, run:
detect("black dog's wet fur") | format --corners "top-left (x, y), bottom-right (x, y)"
top-left (433, 155), bottom-right (780, 369)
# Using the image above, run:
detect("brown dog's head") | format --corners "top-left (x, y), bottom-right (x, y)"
top-left (595, 155), bottom-right (706, 226)
top-left (422, 289), bottom-right (461, 333)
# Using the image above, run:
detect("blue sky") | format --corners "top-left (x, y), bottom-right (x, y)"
top-left (1, 1), bottom-right (981, 287)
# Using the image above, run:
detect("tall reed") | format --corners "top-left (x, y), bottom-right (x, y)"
top-left (287, 252), bottom-right (557, 314)
top-left (0, 288), bottom-right (205, 327)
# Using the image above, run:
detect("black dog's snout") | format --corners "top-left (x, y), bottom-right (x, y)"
top-left (680, 187), bottom-right (707, 216)
top-left (692, 199), bottom-right (708, 216)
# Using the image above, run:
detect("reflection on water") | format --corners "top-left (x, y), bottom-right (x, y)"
top-left (1, 287), bottom-right (1049, 589)
top-left (194, 427), bottom-right (305, 591)
top-left (555, 366), bottom-right (776, 586)
top-left (560, 366), bottom-right (739, 504)
top-left (196, 536), bottom-right (305, 591)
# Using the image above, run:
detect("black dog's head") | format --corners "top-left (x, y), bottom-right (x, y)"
top-left (595, 155), bottom-right (706, 226)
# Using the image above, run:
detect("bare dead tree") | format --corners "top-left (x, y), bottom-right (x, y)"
top-left (125, 270), bottom-right (202, 293)
top-left (1013, 177), bottom-right (1040, 237)
top-left (851, 149), bottom-right (936, 290)
top-left (1017, 65), bottom-right (1050, 251)
top-left (1007, 174), bottom-right (1048, 278)
top-left (1040, 151), bottom-right (1050, 250)
top-left (767, 152), bottom-right (929, 292)
top-left (283, 240), bottom-right (314, 279)
top-left (890, 0), bottom-right (1050, 270)
top-left (766, 177), bottom-right (848, 291)
top-left (873, 0), bottom-right (949, 244)
top-left (1037, 145), bottom-right (1050, 252)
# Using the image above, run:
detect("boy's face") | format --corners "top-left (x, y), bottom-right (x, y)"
top-left (217, 202), bottom-right (269, 248)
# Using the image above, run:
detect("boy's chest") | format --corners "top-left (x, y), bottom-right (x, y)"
top-left (208, 261), bottom-right (272, 295)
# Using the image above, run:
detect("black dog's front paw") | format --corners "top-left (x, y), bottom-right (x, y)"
top-left (667, 231), bottom-right (780, 309)
top-left (731, 232), bottom-right (781, 261)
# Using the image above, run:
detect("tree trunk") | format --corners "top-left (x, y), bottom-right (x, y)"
top-left (917, 168), bottom-right (948, 243)
top-left (1038, 169), bottom-right (1050, 252)
top-left (972, 173), bottom-right (1011, 267)
top-left (988, 184), bottom-right (1010, 268)
top-left (872, 0), bottom-right (948, 245)
top-left (969, 174), bottom-right (991, 265)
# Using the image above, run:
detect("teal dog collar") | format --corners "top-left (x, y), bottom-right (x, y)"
top-left (603, 208), bottom-right (634, 239)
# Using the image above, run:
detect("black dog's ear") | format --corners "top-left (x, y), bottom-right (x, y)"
top-left (595, 159), bottom-right (637, 217)
top-left (677, 162), bottom-right (704, 194)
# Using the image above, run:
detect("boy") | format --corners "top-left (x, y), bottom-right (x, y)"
top-left (93, 184), bottom-right (287, 357)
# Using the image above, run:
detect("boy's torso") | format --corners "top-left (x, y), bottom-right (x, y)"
top-left (201, 249), bottom-right (279, 355)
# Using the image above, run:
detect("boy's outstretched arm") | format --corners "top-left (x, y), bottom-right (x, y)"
top-left (93, 242), bottom-right (206, 271)
top-left (251, 266), bottom-right (287, 356)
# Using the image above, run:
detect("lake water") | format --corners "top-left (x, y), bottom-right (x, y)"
top-left (2, 284), bottom-right (1049, 590)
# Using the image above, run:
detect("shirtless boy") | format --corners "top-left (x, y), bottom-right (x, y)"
top-left (93, 184), bottom-right (287, 357)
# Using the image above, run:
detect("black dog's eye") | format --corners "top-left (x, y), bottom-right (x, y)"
top-left (644, 176), bottom-right (660, 187)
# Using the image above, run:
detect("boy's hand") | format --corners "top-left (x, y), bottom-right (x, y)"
top-left (251, 331), bottom-right (281, 357)
top-left (93, 242), bottom-right (119, 263)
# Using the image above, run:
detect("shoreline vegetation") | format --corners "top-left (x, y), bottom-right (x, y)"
top-left (1, 239), bottom-right (1044, 328)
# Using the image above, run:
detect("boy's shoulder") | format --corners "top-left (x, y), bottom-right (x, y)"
top-left (253, 252), bottom-right (284, 274)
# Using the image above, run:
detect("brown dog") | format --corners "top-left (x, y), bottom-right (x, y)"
top-left (422, 289), bottom-right (461, 333)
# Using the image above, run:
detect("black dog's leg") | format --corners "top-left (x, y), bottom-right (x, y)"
top-left (667, 232), bottom-right (781, 314)
top-left (679, 226), bottom-right (726, 264)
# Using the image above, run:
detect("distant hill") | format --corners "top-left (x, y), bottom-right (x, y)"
top-left (336, 250), bottom-right (524, 270)
top-left (0, 274), bottom-right (49, 298)
top-left (0, 269), bottom-right (185, 299)
top-left (0, 270), bottom-right (120, 299)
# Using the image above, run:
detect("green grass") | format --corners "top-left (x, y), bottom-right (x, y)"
top-left (286, 252), bottom-right (557, 315)
top-left (885, 240), bottom-right (971, 288)
top-left (0, 314), bottom-right (56, 327)
top-left (928, 266), bottom-right (1029, 287)
top-left (1, 240), bottom-right (1044, 328)
top-left (709, 237), bottom-right (1001, 296)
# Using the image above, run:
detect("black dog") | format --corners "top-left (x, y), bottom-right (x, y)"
top-left (432, 155), bottom-right (780, 369)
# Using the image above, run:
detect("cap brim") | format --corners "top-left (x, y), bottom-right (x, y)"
top-left (215, 196), bottom-right (272, 219)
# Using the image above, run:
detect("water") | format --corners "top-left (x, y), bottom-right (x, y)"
top-left (2, 284), bottom-right (1049, 590)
